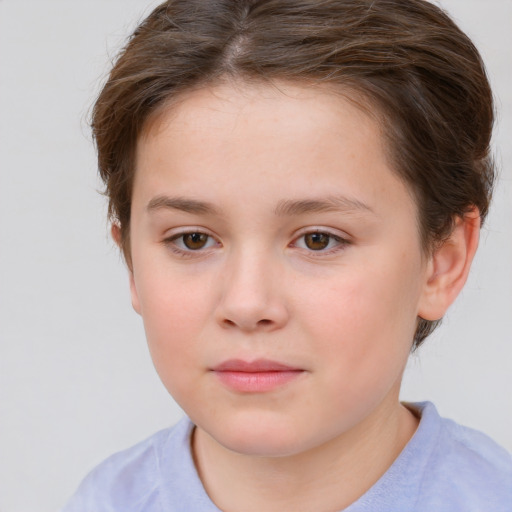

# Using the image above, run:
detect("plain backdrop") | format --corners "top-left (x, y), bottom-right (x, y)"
top-left (0, 1), bottom-right (510, 511)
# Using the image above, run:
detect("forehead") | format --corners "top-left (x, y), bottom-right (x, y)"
top-left (142, 80), bottom-right (381, 154)
top-left (134, 80), bottom-right (416, 221)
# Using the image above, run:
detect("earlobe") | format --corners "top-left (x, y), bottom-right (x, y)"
top-left (111, 223), bottom-right (122, 247)
top-left (418, 209), bottom-right (481, 321)
top-left (129, 271), bottom-right (142, 315)
top-left (111, 224), bottom-right (141, 315)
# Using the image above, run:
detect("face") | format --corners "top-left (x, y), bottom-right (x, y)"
top-left (128, 82), bottom-right (431, 457)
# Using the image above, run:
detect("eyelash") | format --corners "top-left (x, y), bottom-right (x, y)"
top-left (163, 230), bottom-right (219, 258)
top-left (163, 229), bottom-right (350, 258)
top-left (291, 230), bottom-right (350, 255)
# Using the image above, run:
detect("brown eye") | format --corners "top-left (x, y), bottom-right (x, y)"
top-left (304, 232), bottom-right (331, 250)
top-left (182, 232), bottom-right (209, 250)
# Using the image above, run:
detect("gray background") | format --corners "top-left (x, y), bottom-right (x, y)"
top-left (0, 1), bottom-right (510, 511)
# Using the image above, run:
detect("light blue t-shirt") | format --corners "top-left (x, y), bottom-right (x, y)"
top-left (62, 402), bottom-right (512, 511)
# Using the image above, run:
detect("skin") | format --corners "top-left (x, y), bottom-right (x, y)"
top-left (120, 81), bottom-right (480, 511)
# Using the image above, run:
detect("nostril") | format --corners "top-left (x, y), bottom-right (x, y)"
top-left (221, 317), bottom-right (274, 329)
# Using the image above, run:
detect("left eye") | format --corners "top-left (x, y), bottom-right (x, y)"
top-left (294, 232), bottom-right (345, 251)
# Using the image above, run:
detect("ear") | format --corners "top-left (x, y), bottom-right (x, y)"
top-left (111, 224), bottom-right (141, 315)
top-left (111, 223), bottom-right (122, 247)
top-left (418, 209), bottom-right (480, 321)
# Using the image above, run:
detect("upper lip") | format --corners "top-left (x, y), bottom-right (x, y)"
top-left (212, 359), bottom-right (301, 372)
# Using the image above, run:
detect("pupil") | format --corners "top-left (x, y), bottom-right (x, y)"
top-left (305, 233), bottom-right (329, 250)
top-left (184, 233), bottom-right (207, 249)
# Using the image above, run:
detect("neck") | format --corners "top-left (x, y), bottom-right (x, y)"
top-left (192, 395), bottom-right (419, 512)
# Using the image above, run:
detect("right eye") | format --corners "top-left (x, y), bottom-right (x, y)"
top-left (165, 231), bottom-right (218, 253)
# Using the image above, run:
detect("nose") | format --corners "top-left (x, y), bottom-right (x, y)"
top-left (215, 249), bottom-right (290, 333)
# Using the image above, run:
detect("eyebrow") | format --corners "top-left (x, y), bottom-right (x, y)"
top-left (274, 196), bottom-right (375, 216)
top-left (147, 195), bottom-right (219, 215)
top-left (146, 194), bottom-right (374, 217)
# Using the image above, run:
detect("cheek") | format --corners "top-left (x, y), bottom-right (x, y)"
top-left (301, 261), bottom-right (420, 368)
top-left (135, 253), bottom-right (211, 329)
top-left (307, 279), bottom-right (414, 418)
top-left (133, 268), bottom-right (211, 380)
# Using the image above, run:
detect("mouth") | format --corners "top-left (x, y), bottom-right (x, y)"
top-left (211, 359), bottom-right (305, 393)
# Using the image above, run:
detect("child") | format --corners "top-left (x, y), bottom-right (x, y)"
top-left (63, 0), bottom-right (512, 510)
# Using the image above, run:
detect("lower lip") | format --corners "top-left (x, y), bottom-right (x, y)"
top-left (213, 370), bottom-right (304, 392)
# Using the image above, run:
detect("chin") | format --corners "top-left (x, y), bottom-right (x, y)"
top-left (204, 413), bottom-right (312, 457)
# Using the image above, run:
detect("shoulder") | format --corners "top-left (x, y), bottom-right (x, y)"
top-left (61, 417), bottom-right (193, 512)
top-left (411, 402), bottom-right (512, 511)
top-left (349, 402), bottom-right (511, 512)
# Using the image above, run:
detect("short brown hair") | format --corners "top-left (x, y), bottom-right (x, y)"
top-left (92, 0), bottom-right (495, 348)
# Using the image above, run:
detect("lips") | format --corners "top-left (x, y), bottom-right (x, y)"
top-left (211, 359), bottom-right (304, 392)
top-left (213, 359), bottom-right (299, 372)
